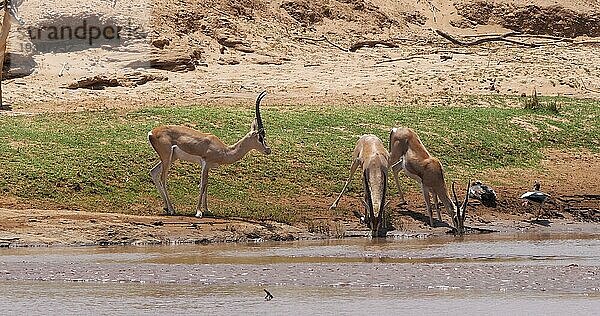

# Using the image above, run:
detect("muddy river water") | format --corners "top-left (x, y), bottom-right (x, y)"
top-left (1, 232), bottom-right (599, 315)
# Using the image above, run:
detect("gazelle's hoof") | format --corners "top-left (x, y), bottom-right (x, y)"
top-left (195, 211), bottom-right (203, 218)
top-left (329, 204), bottom-right (337, 210)
top-left (164, 207), bottom-right (175, 216)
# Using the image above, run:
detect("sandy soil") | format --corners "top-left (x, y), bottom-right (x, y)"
top-left (4, 0), bottom-right (600, 113)
top-left (0, 0), bottom-right (598, 246)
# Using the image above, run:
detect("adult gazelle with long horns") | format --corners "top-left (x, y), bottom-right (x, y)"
top-left (148, 91), bottom-right (271, 217)
top-left (389, 127), bottom-right (470, 234)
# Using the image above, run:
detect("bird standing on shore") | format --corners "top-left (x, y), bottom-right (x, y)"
top-left (521, 180), bottom-right (551, 219)
top-left (468, 180), bottom-right (497, 207)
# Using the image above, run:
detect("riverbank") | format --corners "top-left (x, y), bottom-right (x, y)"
top-left (0, 100), bottom-right (598, 246)
top-left (0, 206), bottom-right (597, 247)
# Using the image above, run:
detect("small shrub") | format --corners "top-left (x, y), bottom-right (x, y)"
top-left (523, 89), bottom-right (540, 110)
top-left (523, 89), bottom-right (560, 114)
top-left (547, 98), bottom-right (560, 114)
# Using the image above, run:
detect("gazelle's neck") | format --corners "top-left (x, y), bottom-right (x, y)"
top-left (408, 135), bottom-right (431, 158)
top-left (222, 133), bottom-right (255, 164)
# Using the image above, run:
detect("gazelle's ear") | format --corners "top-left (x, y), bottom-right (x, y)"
top-left (251, 118), bottom-right (258, 131)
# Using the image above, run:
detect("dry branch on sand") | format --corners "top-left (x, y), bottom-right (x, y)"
top-left (579, 78), bottom-right (600, 93)
top-left (440, 30), bottom-right (599, 47)
top-left (295, 36), bottom-right (405, 52)
top-left (349, 40), bottom-right (399, 52)
top-left (435, 30), bottom-right (540, 48)
top-left (297, 29), bottom-right (587, 55)
top-left (374, 55), bottom-right (431, 64)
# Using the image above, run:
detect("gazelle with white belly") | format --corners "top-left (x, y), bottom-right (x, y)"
top-left (148, 91), bottom-right (271, 217)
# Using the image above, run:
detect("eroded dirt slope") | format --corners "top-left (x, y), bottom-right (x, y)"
top-left (3, 0), bottom-right (600, 111)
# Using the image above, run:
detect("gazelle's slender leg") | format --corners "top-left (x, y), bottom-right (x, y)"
top-left (391, 162), bottom-right (407, 204)
top-left (422, 186), bottom-right (434, 227)
top-left (195, 173), bottom-right (204, 218)
top-left (201, 166), bottom-right (210, 216)
top-left (433, 192), bottom-right (442, 221)
top-left (330, 159), bottom-right (360, 209)
top-left (160, 148), bottom-right (175, 215)
top-left (150, 162), bottom-right (169, 210)
top-left (196, 161), bottom-right (210, 218)
top-left (435, 187), bottom-right (456, 220)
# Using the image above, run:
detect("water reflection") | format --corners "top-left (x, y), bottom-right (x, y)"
top-left (1, 232), bottom-right (599, 266)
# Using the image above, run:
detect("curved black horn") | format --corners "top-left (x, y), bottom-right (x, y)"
top-left (451, 181), bottom-right (459, 206)
top-left (255, 91), bottom-right (267, 131)
top-left (462, 180), bottom-right (471, 209)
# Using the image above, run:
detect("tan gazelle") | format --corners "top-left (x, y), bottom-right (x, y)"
top-left (148, 91), bottom-right (271, 217)
top-left (330, 134), bottom-right (389, 237)
top-left (389, 127), bottom-right (468, 233)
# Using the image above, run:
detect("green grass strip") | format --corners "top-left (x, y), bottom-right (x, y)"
top-left (0, 96), bottom-right (598, 223)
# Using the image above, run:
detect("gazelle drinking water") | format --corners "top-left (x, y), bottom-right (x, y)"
top-left (330, 134), bottom-right (389, 237)
top-left (389, 127), bottom-right (468, 233)
top-left (148, 91), bottom-right (271, 217)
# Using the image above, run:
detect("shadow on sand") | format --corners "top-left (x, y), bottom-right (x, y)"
top-left (524, 219), bottom-right (552, 227)
top-left (398, 209), bottom-right (453, 229)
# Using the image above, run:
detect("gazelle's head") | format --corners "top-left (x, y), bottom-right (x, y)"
top-left (362, 199), bottom-right (387, 238)
top-left (250, 91), bottom-right (271, 155)
top-left (451, 180), bottom-right (471, 235)
top-left (362, 167), bottom-right (388, 238)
